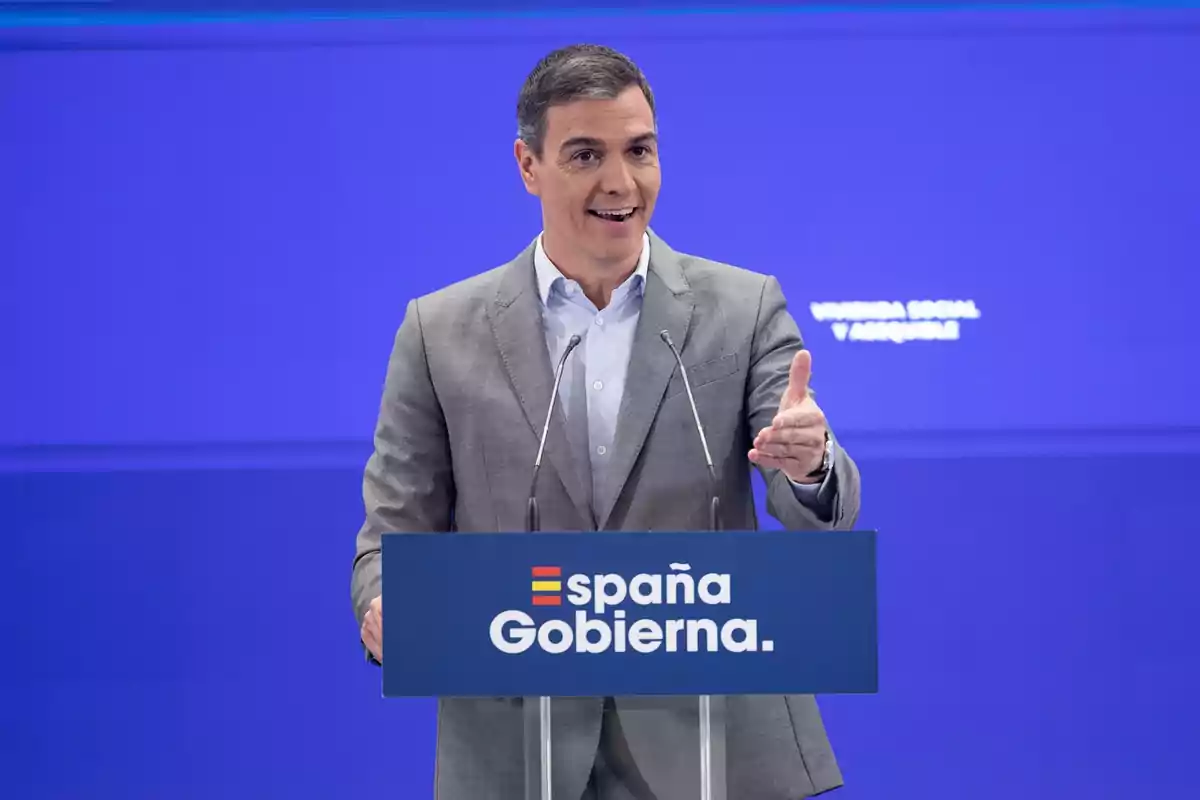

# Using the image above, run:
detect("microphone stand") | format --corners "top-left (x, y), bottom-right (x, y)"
top-left (525, 333), bottom-right (581, 800)
top-left (527, 335), bottom-right (581, 535)
top-left (658, 330), bottom-right (722, 534)
top-left (659, 330), bottom-right (722, 800)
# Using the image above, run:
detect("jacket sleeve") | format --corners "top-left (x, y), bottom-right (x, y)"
top-left (351, 298), bottom-right (455, 656)
top-left (745, 276), bottom-right (861, 531)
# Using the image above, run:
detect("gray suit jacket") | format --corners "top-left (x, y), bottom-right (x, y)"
top-left (352, 230), bottom-right (862, 800)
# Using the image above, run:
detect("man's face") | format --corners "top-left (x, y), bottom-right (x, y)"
top-left (516, 86), bottom-right (660, 269)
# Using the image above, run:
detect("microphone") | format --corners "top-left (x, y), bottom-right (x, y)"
top-left (527, 333), bottom-right (584, 533)
top-left (658, 330), bottom-right (721, 532)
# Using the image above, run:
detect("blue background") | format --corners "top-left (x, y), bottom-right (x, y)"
top-left (2, 3), bottom-right (1198, 798)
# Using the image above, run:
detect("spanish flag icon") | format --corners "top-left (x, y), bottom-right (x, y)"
top-left (531, 566), bottom-right (562, 606)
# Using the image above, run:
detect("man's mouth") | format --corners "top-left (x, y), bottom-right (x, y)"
top-left (587, 207), bottom-right (637, 223)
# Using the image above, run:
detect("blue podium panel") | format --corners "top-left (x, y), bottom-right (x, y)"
top-left (382, 530), bottom-right (877, 698)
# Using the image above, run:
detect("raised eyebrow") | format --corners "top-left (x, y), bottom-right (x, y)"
top-left (559, 133), bottom-right (658, 153)
top-left (559, 136), bottom-right (604, 153)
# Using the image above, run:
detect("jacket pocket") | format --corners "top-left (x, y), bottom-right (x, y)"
top-left (663, 352), bottom-right (740, 400)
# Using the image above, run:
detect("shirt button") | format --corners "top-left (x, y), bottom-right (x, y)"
top-left (596, 445), bottom-right (607, 456)
top-left (593, 380), bottom-right (603, 391)
top-left (595, 316), bottom-right (604, 327)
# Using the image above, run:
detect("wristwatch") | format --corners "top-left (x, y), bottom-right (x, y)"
top-left (805, 431), bottom-right (833, 479)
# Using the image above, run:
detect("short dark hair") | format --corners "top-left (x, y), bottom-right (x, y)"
top-left (517, 44), bottom-right (656, 158)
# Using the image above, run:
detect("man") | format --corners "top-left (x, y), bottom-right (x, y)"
top-left (352, 44), bottom-right (861, 800)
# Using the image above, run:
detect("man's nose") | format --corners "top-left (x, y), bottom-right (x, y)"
top-left (598, 157), bottom-right (635, 194)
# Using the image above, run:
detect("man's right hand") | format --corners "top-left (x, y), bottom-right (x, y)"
top-left (361, 595), bottom-right (383, 663)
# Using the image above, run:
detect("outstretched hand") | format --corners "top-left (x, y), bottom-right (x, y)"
top-left (748, 349), bottom-right (828, 483)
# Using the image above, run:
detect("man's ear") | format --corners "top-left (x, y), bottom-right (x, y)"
top-left (514, 138), bottom-right (540, 197)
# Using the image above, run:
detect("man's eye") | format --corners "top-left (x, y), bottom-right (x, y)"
top-left (630, 145), bottom-right (651, 158)
top-left (574, 150), bottom-right (599, 164)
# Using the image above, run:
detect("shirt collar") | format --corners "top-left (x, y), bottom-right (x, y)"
top-left (533, 232), bottom-right (650, 305)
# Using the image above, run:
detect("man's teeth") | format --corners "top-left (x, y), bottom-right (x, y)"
top-left (590, 208), bottom-right (635, 221)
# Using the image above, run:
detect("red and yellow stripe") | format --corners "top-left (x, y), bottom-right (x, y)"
top-left (531, 566), bottom-right (562, 606)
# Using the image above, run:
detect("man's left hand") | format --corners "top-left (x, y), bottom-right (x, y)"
top-left (748, 349), bottom-right (828, 484)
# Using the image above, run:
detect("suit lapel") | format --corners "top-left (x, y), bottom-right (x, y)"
top-left (488, 243), bottom-right (595, 528)
top-left (597, 233), bottom-right (694, 529)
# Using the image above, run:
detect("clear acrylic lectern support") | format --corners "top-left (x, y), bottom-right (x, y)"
top-left (524, 694), bottom-right (726, 800)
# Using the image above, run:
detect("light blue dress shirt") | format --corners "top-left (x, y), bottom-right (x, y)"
top-left (533, 233), bottom-right (827, 519)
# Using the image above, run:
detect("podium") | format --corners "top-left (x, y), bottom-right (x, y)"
top-left (382, 529), bottom-right (877, 800)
